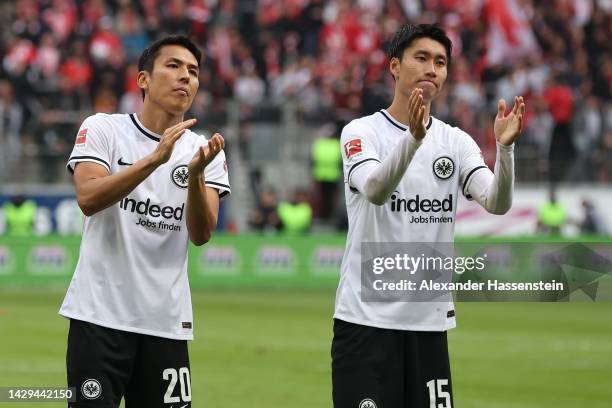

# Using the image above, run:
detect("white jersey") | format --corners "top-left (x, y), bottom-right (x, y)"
top-left (59, 113), bottom-right (230, 340)
top-left (335, 109), bottom-right (487, 331)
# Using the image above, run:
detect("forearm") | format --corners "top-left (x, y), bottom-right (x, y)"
top-left (76, 155), bottom-right (160, 216)
top-left (186, 173), bottom-right (216, 245)
top-left (352, 133), bottom-right (421, 205)
top-left (466, 142), bottom-right (514, 215)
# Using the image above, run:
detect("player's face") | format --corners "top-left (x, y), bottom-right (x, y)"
top-left (391, 37), bottom-right (448, 103)
top-left (142, 45), bottom-right (200, 114)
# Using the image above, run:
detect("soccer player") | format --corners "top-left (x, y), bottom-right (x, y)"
top-left (59, 36), bottom-right (230, 407)
top-left (333, 24), bottom-right (524, 407)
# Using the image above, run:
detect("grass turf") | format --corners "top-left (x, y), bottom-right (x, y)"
top-left (0, 288), bottom-right (611, 407)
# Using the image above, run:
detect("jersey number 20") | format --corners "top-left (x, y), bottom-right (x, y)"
top-left (163, 367), bottom-right (192, 403)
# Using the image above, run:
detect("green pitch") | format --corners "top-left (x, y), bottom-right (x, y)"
top-left (0, 288), bottom-right (611, 407)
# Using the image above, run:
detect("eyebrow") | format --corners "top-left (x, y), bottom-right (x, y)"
top-left (166, 57), bottom-right (199, 70)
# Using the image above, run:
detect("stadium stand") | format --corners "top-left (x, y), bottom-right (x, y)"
top-left (0, 0), bottom-right (610, 231)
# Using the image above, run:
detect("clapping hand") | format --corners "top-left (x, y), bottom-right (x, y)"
top-left (188, 133), bottom-right (225, 175)
top-left (408, 88), bottom-right (427, 141)
top-left (494, 96), bottom-right (526, 146)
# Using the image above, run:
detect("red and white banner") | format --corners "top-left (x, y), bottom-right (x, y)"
top-left (483, 0), bottom-right (540, 66)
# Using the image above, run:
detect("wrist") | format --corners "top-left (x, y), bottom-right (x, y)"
top-left (495, 131), bottom-right (516, 147)
top-left (145, 152), bottom-right (163, 168)
top-left (188, 169), bottom-right (204, 182)
top-left (412, 133), bottom-right (424, 144)
top-left (406, 131), bottom-right (423, 145)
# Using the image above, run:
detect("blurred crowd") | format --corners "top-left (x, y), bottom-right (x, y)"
top-left (0, 0), bottom-right (611, 227)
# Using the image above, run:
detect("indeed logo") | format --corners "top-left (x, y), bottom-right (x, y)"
top-left (119, 197), bottom-right (184, 220)
top-left (390, 192), bottom-right (453, 213)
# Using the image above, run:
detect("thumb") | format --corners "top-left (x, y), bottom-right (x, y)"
top-left (497, 99), bottom-right (506, 119)
top-left (192, 145), bottom-right (202, 161)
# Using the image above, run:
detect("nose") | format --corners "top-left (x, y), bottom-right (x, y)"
top-left (178, 65), bottom-right (190, 83)
top-left (425, 60), bottom-right (437, 77)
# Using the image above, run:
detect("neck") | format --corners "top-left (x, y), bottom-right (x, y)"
top-left (387, 92), bottom-right (431, 128)
top-left (137, 100), bottom-right (184, 135)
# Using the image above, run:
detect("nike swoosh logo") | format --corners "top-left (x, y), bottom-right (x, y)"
top-left (118, 157), bottom-right (133, 166)
top-left (170, 405), bottom-right (189, 408)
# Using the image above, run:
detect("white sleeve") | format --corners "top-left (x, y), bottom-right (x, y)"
top-left (203, 149), bottom-right (231, 200)
top-left (464, 142), bottom-right (514, 215)
top-left (341, 120), bottom-right (381, 187)
top-left (66, 114), bottom-right (112, 174)
top-left (341, 120), bottom-right (422, 206)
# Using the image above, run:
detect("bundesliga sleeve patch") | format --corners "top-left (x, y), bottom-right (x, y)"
top-left (75, 128), bottom-right (87, 146)
top-left (344, 138), bottom-right (363, 159)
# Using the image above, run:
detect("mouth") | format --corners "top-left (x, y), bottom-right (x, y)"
top-left (418, 80), bottom-right (437, 88)
top-left (173, 88), bottom-right (190, 97)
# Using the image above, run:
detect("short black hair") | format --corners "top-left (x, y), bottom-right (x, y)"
top-left (387, 23), bottom-right (452, 66)
top-left (138, 35), bottom-right (202, 72)
top-left (137, 35), bottom-right (202, 98)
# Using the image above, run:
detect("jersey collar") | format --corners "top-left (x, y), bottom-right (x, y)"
top-left (379, 109), bottom-right (433, 132)
top-left (129, 113), bottom-right (162, 142)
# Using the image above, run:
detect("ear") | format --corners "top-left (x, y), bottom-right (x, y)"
top-left (137, 71), bottom-right (149, 95)
top-left (390, 57), bottom-right (400, 81)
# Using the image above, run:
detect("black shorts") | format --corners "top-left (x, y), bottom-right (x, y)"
top-left (66, 319), bottom-right (191, 407)
top-left (332, 319), bottom-right (453, 408)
